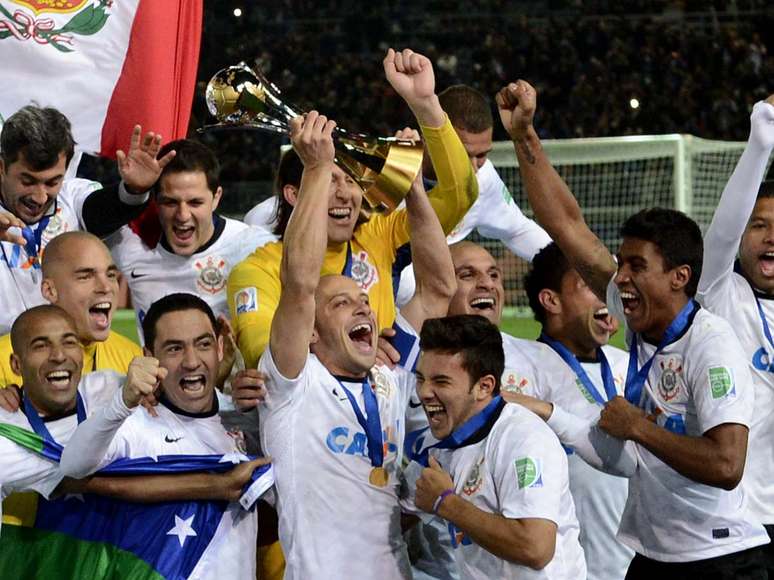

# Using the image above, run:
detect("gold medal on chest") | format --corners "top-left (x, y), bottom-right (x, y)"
top-left (369, 466), bottom-right (389, 487)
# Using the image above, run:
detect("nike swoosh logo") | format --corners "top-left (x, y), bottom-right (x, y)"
top-left (130, 270), bottom-right (147, 279)
top-left (164, 435), bottom-right (183, 443)
top-left (408, 399), bottom-right (423, 409)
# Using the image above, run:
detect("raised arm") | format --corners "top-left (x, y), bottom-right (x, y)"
top-left (383, 48), bottom-right (478, 237)
top-left (60, 357), bottom-right (163, 478)
top-left (269, 113), bottom-right (336, 379)
top-left (699, 96), bottom-right (774, 294)
top-left (497, 81), bottom-right (615, 300)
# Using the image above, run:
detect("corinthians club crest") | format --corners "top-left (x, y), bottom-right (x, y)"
top-left (0, 1), bottom-right (112, 52)
top-left (462, 456), bottom-right (485, 496)
top-left (657, 357), bottom-right (684, 402)
top-left (194, 255), bottom-right (227, 295)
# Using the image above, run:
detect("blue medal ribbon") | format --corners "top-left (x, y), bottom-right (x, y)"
top-left (416, 396), bottom-right (504, 466)
top-left (337, 376), bottom-right (384, 468)
top-left (22, 216), bottom-right (51, 270)
top-left (625, 299), bottom-right (699, 407)
top-left (754, 297), bottom-right (774, 351)
top-left (538, 333), bottom-right (617, 406)
top-left (341, 241), bottom-right (353, 278)
top-left (22, 390), bottom-right (86, 447)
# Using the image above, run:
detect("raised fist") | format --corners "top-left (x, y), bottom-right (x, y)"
top-left (749, 95), bottom-right (774, 150)
top-left (496, 80), bottom-right (537, 142)
top-left (383, 48), bottom-right (436, 108)
top-left (124, 356), bottom-right (167, 409)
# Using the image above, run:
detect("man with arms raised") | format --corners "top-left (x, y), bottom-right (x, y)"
top-left (228, 48), bottom-right (478, 369)
top-left (108, 139), bottom-right (274, 336)
top-left (501, 80), bottom-right (768, 576)
top-left (60, 293), bottom-right (268, 579)
top-left (522, 242), bottom-right (632, 579)
top-left (0, 106), bottom-right (174, 332)
top-left (697, 94), bottom-right (774, 573)
top-left (411, 315), bottom-right (585, 579)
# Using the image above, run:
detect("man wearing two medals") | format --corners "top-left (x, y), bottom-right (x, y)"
top-left (696, 94), bottom-right (774, 575)
top-left (505, 79), bottom-right (769, 577)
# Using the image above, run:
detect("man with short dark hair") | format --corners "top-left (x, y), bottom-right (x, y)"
top-left (697, 95), bottom-right (774, 573)
top-left (0, 105), bottom-right (175, 332)
top-left (107, 138), bottom-right (274, 339)
top-left (502, 79), bottom-right (769, 576)
top-left (410, 314), bottom-right (585, 579)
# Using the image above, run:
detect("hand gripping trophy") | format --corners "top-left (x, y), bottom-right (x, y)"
top-left (204, 63), bottom-right (424, 213)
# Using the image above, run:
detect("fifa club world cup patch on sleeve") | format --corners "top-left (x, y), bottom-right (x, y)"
top-left (235, 287), bottom-right (258, 314)
top-left (514, 457), bottom-right (543, 489)
top-left (708, 366), bottom-right (736, 400)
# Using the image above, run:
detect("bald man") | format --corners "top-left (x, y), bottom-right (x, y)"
top-left (0, 231), bottom-right (141, 388)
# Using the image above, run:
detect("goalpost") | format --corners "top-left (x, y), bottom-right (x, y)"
top-left (476, 134), bottom-right (754, 313)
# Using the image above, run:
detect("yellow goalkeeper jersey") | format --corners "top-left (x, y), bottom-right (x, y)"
top-left (228, 115), bottom-right (478, 369)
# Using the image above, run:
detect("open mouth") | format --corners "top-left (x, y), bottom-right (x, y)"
top-left (172, 225), bottom-right (196, 242)
top-left (469, 296), bottom-right (495, 312)
top-left (348, 322), bottom-right (373, 353)
top-left (592, 307), bottom-right (614, 331)
top-left (423, 402), bottom-right (447, 427)
top-left (759, 252), bottom-right (774, 276)
top-left (89, 302), bottom-right (112, 331)
top-left (179, 374), bottom-right (206, 393)
top-left (619, 290), bottom-right (641, 315)
top-left (46, 369), bottom-right (73, 390)
top-left (20, 198), bottom-right (46, 218)
top-left (328, 208), bottom-right (352, 221)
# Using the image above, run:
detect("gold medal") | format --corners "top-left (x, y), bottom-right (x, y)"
top-left (369, 466), bottom-right (389, 487)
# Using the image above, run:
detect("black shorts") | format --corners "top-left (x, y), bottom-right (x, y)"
top-left (625, 545), bottom-right (768, 580)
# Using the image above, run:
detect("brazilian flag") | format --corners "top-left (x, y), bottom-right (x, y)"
top-left (0, 423), bottom-right (272, 579)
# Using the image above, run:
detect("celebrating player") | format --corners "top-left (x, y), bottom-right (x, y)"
top-left (521, 242), bottom-right (633, 579)
top-left (228, 47), bottom-right (478, 369)
top-left (59, 293), bottom-right (268, 579)
top-left (697, 94), bottom-right (774, 573)
top-left (411, 315), bottom-right (586, 578)
top-left (0, 106), bottom-right (175, 332)
top-left (502, 79), bottom-right (769, 576)
top-left (107, 139), bottom-right (275, 340)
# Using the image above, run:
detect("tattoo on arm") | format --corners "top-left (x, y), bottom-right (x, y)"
top-left (515, 139), bottom-right (537, 165)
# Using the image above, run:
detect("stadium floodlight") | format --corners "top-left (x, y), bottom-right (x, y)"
top-left (233, 8), bottom-right (242, 17)
top-left (630, 98), bottom-right (640, 109)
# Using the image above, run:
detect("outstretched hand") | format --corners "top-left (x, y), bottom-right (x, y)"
top-left (117, 126), bottom-right (177, 194)
top-left (495, 80), bottom-right (537, 142)
top-left (750, 94), bottom-right (774, 150)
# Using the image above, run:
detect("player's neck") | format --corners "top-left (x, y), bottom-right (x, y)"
top-left (25, 392), bottom-right (76, 419)
top-left (642, 294), bottom-right (692, 344)
top-left (543, 321), bottom-right (597, 360)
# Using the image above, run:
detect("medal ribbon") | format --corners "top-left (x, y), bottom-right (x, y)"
top-left (416, 396), bottom-right (504, 466)
top-left (22, 390), bottom-right (86, 446)
top-left (337, 376), bottom-right (384, 468)
top-left (754, 297), bottom-right (774, 351)
top-left (22, 216), bottom-right (51, 270)
top-left (341, 241), bottom-right (353, 278)
top-left (625, 299), bottom-right (698, 407)
top-left (538, 333), bottom-right (617, 405)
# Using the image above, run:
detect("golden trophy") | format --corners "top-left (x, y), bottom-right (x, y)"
top-left (204, 63), bottom-right (424, 214)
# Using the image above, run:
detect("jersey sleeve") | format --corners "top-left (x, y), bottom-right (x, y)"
top-left (390, 311), bottom-right (421, 372)
top-left (490, 420), bottom-right (564, 523)
top-left (63, 177), bottom-right (102, 229)
top-left (474, 161), bottom-right (551, 260)
top-left (698, 101), bottom-right (774, 301)
top-left (689, 328), bottom-right (756, 434)
top-left (244, 198), bottom-right (279, 230)
top-left (258, 345), bottom-right (309, 412)
top-left (421, 115), bottom-right (479, 236)
top-left (228, 251), bottom-right (280, 369)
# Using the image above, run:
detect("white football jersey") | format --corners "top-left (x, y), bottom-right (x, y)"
top-left (243, 197), bottom-right (278, 230)
top-left (0, 178), bottom-right (99, 333)
top-left (80, 393), bottom-right (257, 580)
top-left (259, 348), bottom-right (414, 580)
top-left (0, 370), bottom-right (120, 526)
top-left (107, 216), bottom-right (275, 342)
top-left (430, 403), bottom-right (586, 580)
top-left (605, 280), bottom-right (770, 561)
top-left (531, 343), bottom-right (634, 580)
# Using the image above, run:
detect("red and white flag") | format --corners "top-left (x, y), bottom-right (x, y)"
top-left (0, 0), bottom-right (202, 157)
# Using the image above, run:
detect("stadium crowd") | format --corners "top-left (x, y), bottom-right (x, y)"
top-left (2, 19), bottom-right (774, 580)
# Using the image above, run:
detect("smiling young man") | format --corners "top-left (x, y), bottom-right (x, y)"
top-left (0, 106), bottom-right (175, 333)
top-left (59, 292), bottom-right (266, 579)
top-left (410, 315), bottom-right (585, 579)
top-left (0, 232), bottom-right (141, 389)
top-left (228, 48), bottom-right (478, 369)
top-left (107, 139), bottom-right (275, 341)
top-left (697, 95), bottom-right (774, 573)
top-left (501, 80), bottom-right (769, 576)
top-left (522, 242), bottom-right (633, 580)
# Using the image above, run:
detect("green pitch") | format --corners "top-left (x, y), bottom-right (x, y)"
top-left (113, 309), bottom-right (626, 350)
